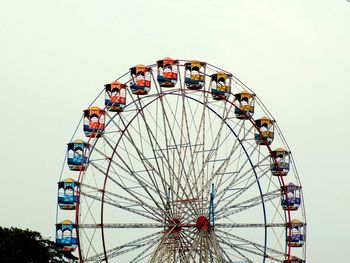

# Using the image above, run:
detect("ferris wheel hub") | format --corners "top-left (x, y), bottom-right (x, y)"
top-left (196, 215), bottom-right (209, 231)
top-left (167, 218), bottom-right (182, 234)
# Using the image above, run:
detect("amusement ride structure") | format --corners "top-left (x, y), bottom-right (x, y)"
top-left (55, 58), bottom-right (306, 262)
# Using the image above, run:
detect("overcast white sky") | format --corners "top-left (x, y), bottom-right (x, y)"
top-left (0, 0), bottom-right (349, 261)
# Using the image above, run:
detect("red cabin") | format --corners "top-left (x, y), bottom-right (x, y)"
top-left (130, 64), bottom-right (151, 95)
top-left (157, 57), bottom-right (179, 87)
top-left (83, 106), bottom-right (105, 137)
top-left (105, 80), bottom-right (126, 112)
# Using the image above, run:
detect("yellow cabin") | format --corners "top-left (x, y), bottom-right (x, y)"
top-left (234, 90), bottom-right (255, 119)
top-left (210, 71), bottom-right (232, 100)
top-left (254, 117), bottom-right (274, 145)
top-left (184, 60), bottom-right (206, 90)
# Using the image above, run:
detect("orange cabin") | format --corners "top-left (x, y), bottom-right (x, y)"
top-left (157, 57), bottom-right (179, 87)
top-left (83, 106), bottom-right (105, 137)
top-left (130, 64), bottom-right (151, 95)
top-left (105, 80), bottom-right (126, 112)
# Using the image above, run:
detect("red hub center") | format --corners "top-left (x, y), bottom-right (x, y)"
top-left (168, 218), bottom-right (182, 233)
top-left (196, 215), bottom-right (209, 231)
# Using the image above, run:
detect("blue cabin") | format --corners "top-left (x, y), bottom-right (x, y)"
top-left (254, 117), bottom-right (274, 145)
top-left (83, 106), bottom-right (105, 137)
top-left (281, 183), bottom-right (301, 211)
top-left (67, 139), bottom-right (89, 171)
top-left (157, 57), bottom-right (179, 87)
top-left (56, 220), bottom-right (77, 252)
top-left (58, 178), bottom-right (79, 210)
top-left (287, 219), bottom-right (305, 248)
top-left (105, 80), bottom-right (126, 112)
top-left (210, 71), bottom-right (232, 100)
top-left (234, 90), bottom-right (255, 119)
top-left (270, 147), bottom-right (290, 176)
top-left (130, 64), bottom-right (151, 95)
top-left (184, 60), bottom-right (206, 90)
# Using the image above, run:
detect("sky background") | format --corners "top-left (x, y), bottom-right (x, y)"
top-left (0, 0), bottom-right (349, 261)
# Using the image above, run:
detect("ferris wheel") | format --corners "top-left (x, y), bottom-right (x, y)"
top-left (55, 58), bottom-right (307, 263)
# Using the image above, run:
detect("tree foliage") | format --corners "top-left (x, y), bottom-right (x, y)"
top-left (0, 226), bottom-right (67, 263)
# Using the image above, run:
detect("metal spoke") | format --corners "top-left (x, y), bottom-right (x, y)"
top-left (81, 183), bottom-right (163, 219)
top-left (85, 231), bottom-right (162, 261)
top-left (216, 189), bottom-right (281, 219)
top-left (81, 192), bottom-right (161, 222)
top-left (216, 229), bottom-right (287, 259)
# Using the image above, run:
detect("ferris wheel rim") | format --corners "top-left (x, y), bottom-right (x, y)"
top-left (94, 90), bottom-right (270, 262)
top-left (79, 91), bottom-right (288, 262)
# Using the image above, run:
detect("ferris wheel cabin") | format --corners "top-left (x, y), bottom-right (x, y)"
top-left (270, 147), bottom-right (290, 176)
top-left (57, 178), bottom-right (79, 210)
top-left (157, 57), bottom-right (179, 87)
top-left (105, 80), bottom-right (126, 112)
top-left (254, 117), bottom-right (274, 145)
top-left (55, 220), bottom-right (77, 252)
top-left (210, 71), bottom-right (232, 100)
top-left (83, 106), bottom-right (105, 138)
top-left (130, 64), bottom-right (152, 95)
top-left (286, 219), bottom-right (305, 247)
top-left (281, 183), bottom-right (302, 211)
top-left (184, 60), bottom-right (206, 90)
top-left (67, 139), bottom-right (89, 171)
top-left (234, 90), bottom-right (255, 119)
